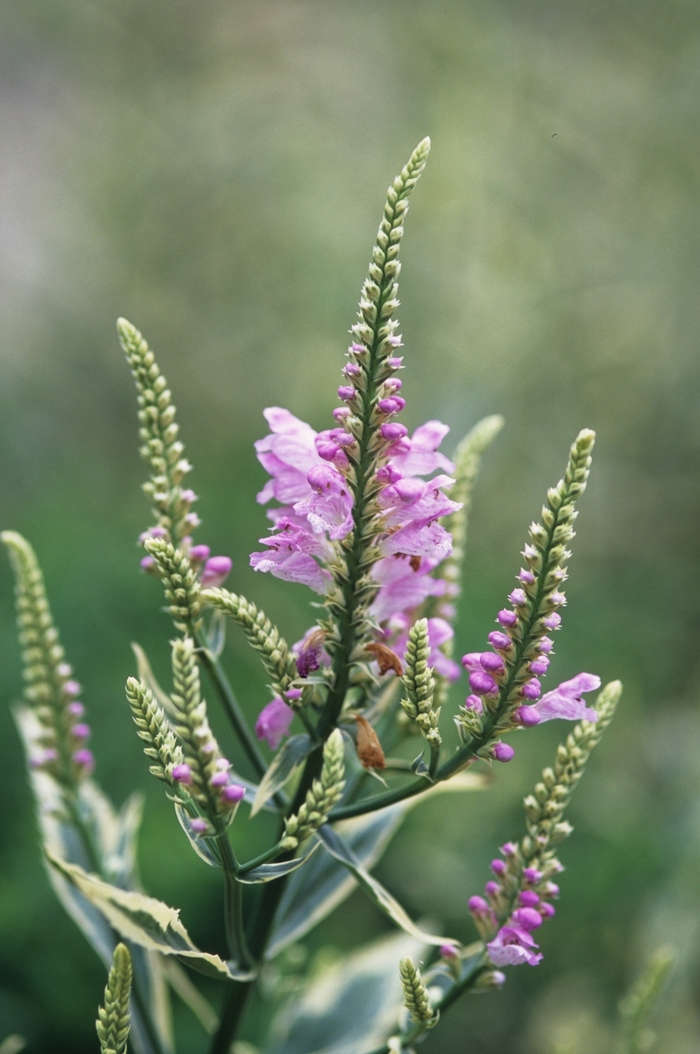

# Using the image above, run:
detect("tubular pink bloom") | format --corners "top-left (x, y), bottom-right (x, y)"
top-left (250, 519), bottom-right (332, 593)
top-left (369, 554), bottom-right (446, 623)
top-left (534, 673), bottom-right (601, 723)
top-left (255, 697), bottom-right (294, 750)
top-left (172, 763), bottom-right (193, 785)
top-left (294, 465), bottom-right (354, 541)
top-left (221, 783), bottom-right (246, 804)
top-left (464, 694), bottom-right (484, 714)
top-left (388, 420), bottom-right (455, 477)
top-left (487, 926), bottom-right (542, 967)
top-left (255, 408), bottom-right (324, 506)
top-left (379, 475), bottom-right (461, 531)
top-left (201, 556), bottom-right (232, 589)
top-left (380, 519), bottom-right (453, 561)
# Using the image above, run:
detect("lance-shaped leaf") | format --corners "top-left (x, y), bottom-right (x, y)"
top-left (160, 958), bottom-right (219, 1036)
top-left (270, 932), bottom-right (424, 1054)
top-left (46, 853), bottom-right (256, 981)
top-left (14, 707), bottom-right (171, 1054)
top-left (252, 734), bottom-right (316, 817)
top-left (237, 841), bottom-right (320, 884)
top-left (267, 771), bottom-right (484, 958)
top-left (316, 825), bottom-right (453, 948)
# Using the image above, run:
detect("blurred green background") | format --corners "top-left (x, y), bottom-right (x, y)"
top-left (2, 1), bottom-right (700, 1051)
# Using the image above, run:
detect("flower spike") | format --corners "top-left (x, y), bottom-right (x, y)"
top-left (282, 728), bottom-right (345, 849)
top-left (399, 956), bottom-right (438, 1027)
top-left (96, 942), bottom-right (132, 1054)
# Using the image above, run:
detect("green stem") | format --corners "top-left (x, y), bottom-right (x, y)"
top-left (208, 981), bottom-right (253, 1054)
top-left (428, 742), bottom-right (440, 781)
top-left (237, 840), bottom-right (287, 876)
top-left (196, 637), bottom-right (268, 779)
top-left (216, 834), bottom-right (252, 968)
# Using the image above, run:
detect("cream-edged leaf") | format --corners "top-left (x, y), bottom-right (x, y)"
top-left (252, 734), bottom-right (315, 817)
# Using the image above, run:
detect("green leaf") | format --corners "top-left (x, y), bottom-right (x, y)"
top-left (270, 932), bottom-right (424, 1054)
top-left (160, 958), bottom-right (219, 1035)
top-left (252, 734), bottom-right (316, 817)
top-left (267, 771), bottom-right (485, 959)
top-left (173, 803), bottom-right (222, 869)
top-left (46, 852), bottom-right (256, 981)
top-left (202, 608), bottom-right (227, 660)
top-left (14, 706), bottom-right (171, 1054)
top-left (237, 841), bottom-right (320, 884)
top-left (316, 826), bottom-right (451, 947)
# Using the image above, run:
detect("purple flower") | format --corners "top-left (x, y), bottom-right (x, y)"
top-left (523, 867), bottom-right (542, 884)
top-left (190, 818), bottom-right (208, 834)
top-left (491, 859), bottom-right (507, 876)
top-left (210, 771), bottom-right (230, 788)
top-left (543, 612), bottom-right (561, 630)
top-left (380, 422), bottom-right (408, 442)
top-left (440, 943), bottom-right (459, 960)
top-left (221, 783), bottom-right (246, 804)
top-left (500, 842), bottom-right (518, 856)
top-left (294, 465), bottom-right (354, 541)
top-left (64, 680), bottom-right (82, 697)
top-left (255, 408), bottom-right (326, 506)
top-left (337, 385), bottom-right (356, 401)
top-left (73, 749), bottom-right (95, 774)
top-left (343, 362), bottom-right (361, 377)
top-left (497, 609), bottom-right (518, 627)
top-left (519, 890), bottom-right (540, 908)
top-left (509, 589), bottom-right (527, 606)
top-left (380, 519), bottom-right (454, 562)
top-left (67, 701), bottom-right (85, 718)
top-left (189, 544), bottom-right (211, 563)
top-left (534, 673), bottom-right (601, 723)
top-left (493, 742), bottom-right (515, 762)
top-left (529, 657), bottom-right (550, 675)
top-left (285, 687), bottom-right (303, 702)
top-left (487, 926), bottom-right (542, 967)
top-left (71, 723), bottom-right (91, 741)
top-left (140, 555), bottom-right (157, 573)
top-left (201, 556), bottom-right (232, 589)
top-left (172, 763), bottom-right (193, 785)
top-left (539, 637), bottom-right (554, 653)
top-left (469, 895), bottom-right (490, 915)
top-left (485, 880), bottom-right (500, 896)
top-left (464, 694), bottom-right (484, 714)
top-left (518, 569), bottom-right (536, 584)
top-left (255, 697), bottom-right (294, 750)
top-left (540, 902), bottom-right (556, 919)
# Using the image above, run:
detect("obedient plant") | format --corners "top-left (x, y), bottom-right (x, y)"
top-left (3, 138), bottom-right (638, 1054)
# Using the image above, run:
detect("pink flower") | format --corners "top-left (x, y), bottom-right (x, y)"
top-left (534, 673), bottom-right (600, 723)
top-left (293, 465), bottom-right (354, 540)
top-left (250, 519), bottom-right (332, 593)
top-left (487, 925), bottom-right (543, 967)
top-left (201, 556), bottom-right (232, 589)
top-left (387, 421), bottom-right (456, 477)
top-left (255, 697), bottom-right (295, 750)
top-left (255, 408), bottom-right (325, 507)
top-left (381, 519), bottom-right (454, 561)
top-left (369, 554), bottom-right (446, 623)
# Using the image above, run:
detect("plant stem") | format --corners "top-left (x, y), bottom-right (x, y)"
top-left (196, 637), bottom-right (268, 779)
top-left (216, 834), bottom-right (252, 969)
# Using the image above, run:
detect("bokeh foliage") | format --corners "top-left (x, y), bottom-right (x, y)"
top-left (1, 1), bottom-right (700, 1051)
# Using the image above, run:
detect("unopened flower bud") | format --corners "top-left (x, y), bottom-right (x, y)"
top-left (285, 688), bottom-right (303, 701)
top-left (519, 890), bottom-right (540, 907)
top-left (333, 406), bottom-right (351, 421)
top-left (539, 636), bottom-right (554, 653)
top-left (64, 680), bottom-right (82, 697)
top-left (544, 882), bottom-right (560, 897)
top-left (492, 742), bottom-right (515, 763)
top-left (469, 670), bottom-right (498, 695)
top-left (380, 422), bottom-right (408, 441)
top-left (464, 694), bottom-right (484, 714)
top-left (221, 783), bottom-right (246, 804)
top-left (500, 842), bottom-right (518, 856)
top-left (189, 544), bottom-right (211, 563)
top-left (201, 556), bottom-right (232, 589)
top-left (523, 867), bottom-right (543, 884)
top-left (469, 895), bottom-right (490, 914)
top-left (488, 631), bottom-right (512, 650)
top-left (440, 943), bottom-right (459, 960)
top-left (72, 723), bottom-right (91, 741)
top-left (210, 771), bottom-right (230, 788)
top-left (543, 613), bottom-right (562, 630)
top-left (529, 657), bottom-right (550, 675)
top-left (480, 652), bottom-right (505, 673)
top-left (518, 569), bottom-right (536, 584)
top-left (67, 701), bottom-right (85, 718)
top-left (511, 907), bottom-right (543, 931)
top-left (485, 881), bottom-right (500, 896)
top-left (337, 385), bottom-right (356, 401)
top-left (509, 589), bottom-right (527, 606)
top-left (73, 749), bottom-right (95, 773)
top-left (491, 859), bottom-right (507, 876)
top-left (497, 610), bottom-right (518, 627)
top-left (172, 763), bottom-right (193, 785)
top-left (517, 705), bottom-right (541, 727)
top-left (475, 970), bottom-right (506, 988)
top-left (343, 363), bottom-right (361, 377)
top-left (521, 679), bottom-right (542, 700)
top-left (190, 818), bottom-right (208, 834)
